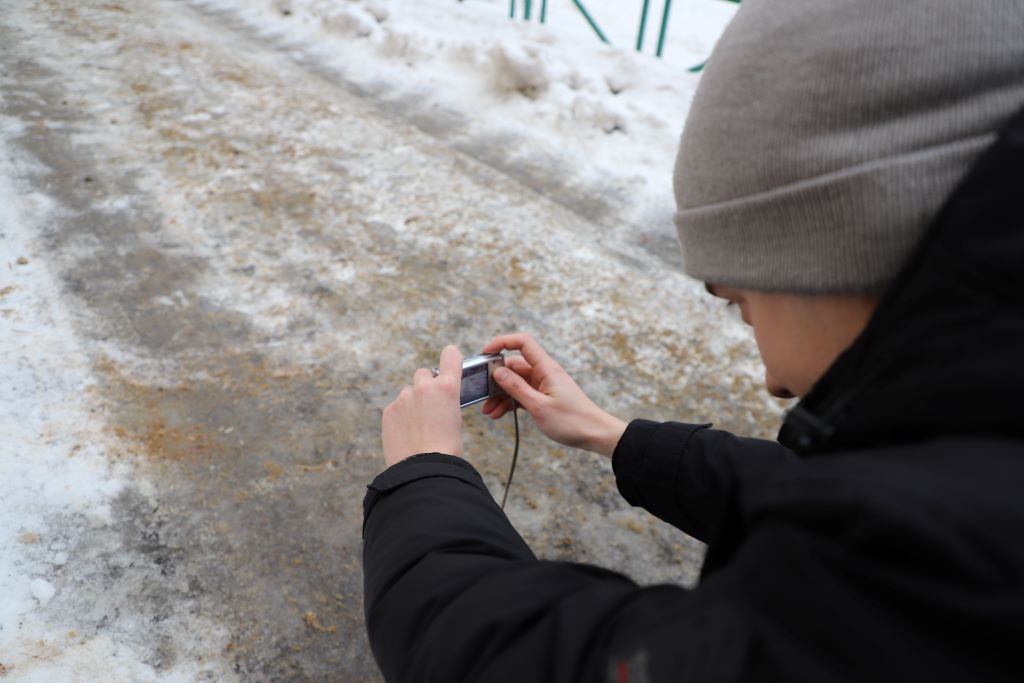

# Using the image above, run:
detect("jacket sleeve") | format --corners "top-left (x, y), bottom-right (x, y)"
top-left (612, 420), bottom-right (798, 543)
top-left (362, 453), bottom-right (698, 683)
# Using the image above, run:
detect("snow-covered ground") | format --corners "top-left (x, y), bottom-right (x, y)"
top-left (0, 114), bottom-right (229, 680)
top-left (196, 0), bottom-right (738, 254)
top-left (0, 113), bottom-right (122, 677)
top-left (0, 1), bottom-right (776, 680)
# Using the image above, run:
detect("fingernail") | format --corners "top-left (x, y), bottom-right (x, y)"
top-left (494, 367), bottom-right (508, 380)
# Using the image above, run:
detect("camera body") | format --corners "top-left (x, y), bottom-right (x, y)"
top-left (433, 353), bottom-right (507, 408)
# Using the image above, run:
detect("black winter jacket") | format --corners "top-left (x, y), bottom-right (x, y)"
top-left (362, 106), bottom-right (1024, 682)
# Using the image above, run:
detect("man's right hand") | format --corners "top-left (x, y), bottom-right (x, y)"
top-left (480, 333), bottom-right (627, 459)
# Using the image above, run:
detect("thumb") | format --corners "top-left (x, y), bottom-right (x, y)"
top-left (493, 366), bottom-right (544, 413)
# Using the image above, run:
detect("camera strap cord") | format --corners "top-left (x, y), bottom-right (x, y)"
top-left (500, 398), bottom-right (520, 511)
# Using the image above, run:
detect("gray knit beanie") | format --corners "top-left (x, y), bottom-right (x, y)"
top-left (674, 0), bottom-right (1024, 294)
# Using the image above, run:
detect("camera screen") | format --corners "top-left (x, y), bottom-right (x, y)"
top-left (461, 363), bottom-right (490, 404)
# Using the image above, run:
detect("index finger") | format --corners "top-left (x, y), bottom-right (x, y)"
top-left (482, 332), bottom-right (553, 368)
top-left (438, 344), bottom-right (463, 380)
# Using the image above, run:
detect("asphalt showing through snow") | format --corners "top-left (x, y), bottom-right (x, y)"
top-left (0, 1), bottom-right (783, 680)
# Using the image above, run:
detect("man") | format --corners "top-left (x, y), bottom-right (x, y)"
top-left (364, 1), bottom-right (1024, 680)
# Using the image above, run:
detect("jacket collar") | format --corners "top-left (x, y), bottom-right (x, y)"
top-left (779, 105), bottom-right (1024, 455)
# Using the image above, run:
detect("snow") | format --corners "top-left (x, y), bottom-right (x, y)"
top-left (0, 112), bottom-right (118, 626)
top-left (0, 108), bottom-right (226, 681)
top-left (0, 117), bottom-right (96, 669)
top-left (192, 0), bottom-right (738, 244)
top-left (29, 579), bottom-right (56, 607)
top-left (1, 624), bottom-right (223, 683)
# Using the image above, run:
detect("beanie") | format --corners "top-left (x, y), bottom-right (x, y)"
top-left (673, 0), bottom-right (1024, 294)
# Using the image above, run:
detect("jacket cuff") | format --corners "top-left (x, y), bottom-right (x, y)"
top-left (363, 453), bottom-right (487, 535)
top-left (612, 420), bottom-right (711, 508)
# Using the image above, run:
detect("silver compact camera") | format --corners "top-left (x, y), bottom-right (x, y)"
top-left (433, 353), bottom-right (507, 408)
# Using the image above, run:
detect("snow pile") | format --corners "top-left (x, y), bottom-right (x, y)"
top-left (192, 0), bottom-right (738, 245)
